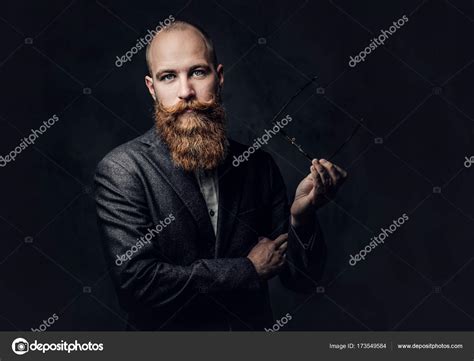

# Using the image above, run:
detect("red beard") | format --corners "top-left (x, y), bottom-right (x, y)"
top-left (154, 97), bottom-right (228, 172)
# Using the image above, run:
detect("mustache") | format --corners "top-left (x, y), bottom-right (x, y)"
top-left (157, 96), bottom-right (220, 116)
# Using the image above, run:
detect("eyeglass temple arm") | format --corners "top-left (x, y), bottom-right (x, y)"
top-left (269, 75), bottom-right (362, 163)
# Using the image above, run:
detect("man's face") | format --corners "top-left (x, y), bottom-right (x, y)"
top-left (145, 28), bottom-right (223, 110)
top-left (145, 27), bottom-right (228, 172)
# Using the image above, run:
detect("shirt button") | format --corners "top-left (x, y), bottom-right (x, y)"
top-left (209, 209), bottom-right (215, 217)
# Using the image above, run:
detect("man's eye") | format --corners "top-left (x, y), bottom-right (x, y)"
top-left (192, 69), bottom-right (206, 77)
top-left (160, 74), bottom-right (175, 81)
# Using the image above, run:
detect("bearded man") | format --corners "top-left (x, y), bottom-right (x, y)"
top-left (94, 20), bottom-right (347, 331)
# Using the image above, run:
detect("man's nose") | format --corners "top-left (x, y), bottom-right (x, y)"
top-left (177, 78), bottom-right (195, 101)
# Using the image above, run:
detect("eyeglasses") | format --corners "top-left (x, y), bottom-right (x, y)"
top-left (269, 76), bottom-right (362, 162)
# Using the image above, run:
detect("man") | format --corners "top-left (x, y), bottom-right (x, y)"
top-left (94, 20), bottom-right (347, 331)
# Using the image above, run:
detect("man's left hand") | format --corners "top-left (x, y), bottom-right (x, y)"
top-left (290, 159), bottom-right (348, 227)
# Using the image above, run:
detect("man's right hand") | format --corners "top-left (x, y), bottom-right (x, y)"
top-left (247, 233), bottom-right (288, 280)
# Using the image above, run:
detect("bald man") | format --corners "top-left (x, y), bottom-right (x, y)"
top-left (94, 21), bottom-right (347, 331)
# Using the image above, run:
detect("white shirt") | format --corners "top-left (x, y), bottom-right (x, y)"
top-left (194, 169), bottom-right (219, 235)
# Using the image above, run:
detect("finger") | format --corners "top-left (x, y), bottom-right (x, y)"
top-left (278, 241), bottom-right (288, 253)
top-left (310, 164), bottom-right (324, 189)
top-left (305, 159), bottom-right (318, 182)
top-left (320, 159), bottom-right (348, 178)
top-left (315, 162), bottom-right (331, 187)
top-left (309, 165), bottom-right (318, 188)
top-left (273, 233), bottom-right (288, 247)
top-left (319, 159), bottom-right (348, 184)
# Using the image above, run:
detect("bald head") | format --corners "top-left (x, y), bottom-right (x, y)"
top-left (146, 21), bottom-right (218, 77)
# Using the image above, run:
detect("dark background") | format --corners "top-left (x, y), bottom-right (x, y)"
top-left (0, 0), bottom-right (473, 331)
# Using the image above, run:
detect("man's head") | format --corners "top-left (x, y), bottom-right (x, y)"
top-left (145, 21), bottom-right (227, 172)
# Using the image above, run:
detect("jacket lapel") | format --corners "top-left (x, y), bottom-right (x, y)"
top-left (142, 128), bottom-right (216, 247)
top-left (215, 140), bottom-right (246, 257)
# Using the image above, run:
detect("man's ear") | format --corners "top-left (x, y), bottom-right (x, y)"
top-left (216, 64), bottom-right (224, 88)
top-left (145, 75), bottom-right (156, 101)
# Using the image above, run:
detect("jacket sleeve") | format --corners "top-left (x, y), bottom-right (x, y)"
top-left (94, 157), bottom-right (262, 312)
top-left (264, 153), bottom-right (327, 293)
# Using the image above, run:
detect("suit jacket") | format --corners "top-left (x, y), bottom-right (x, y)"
top-left (94, 127), bottom-right (327, 331)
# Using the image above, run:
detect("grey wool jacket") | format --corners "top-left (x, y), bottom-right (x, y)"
top-left (94, 127), bottom-right (326, 331)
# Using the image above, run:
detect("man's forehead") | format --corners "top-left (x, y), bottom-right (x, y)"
top-left (149, 28), bottom-right (211, 70)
